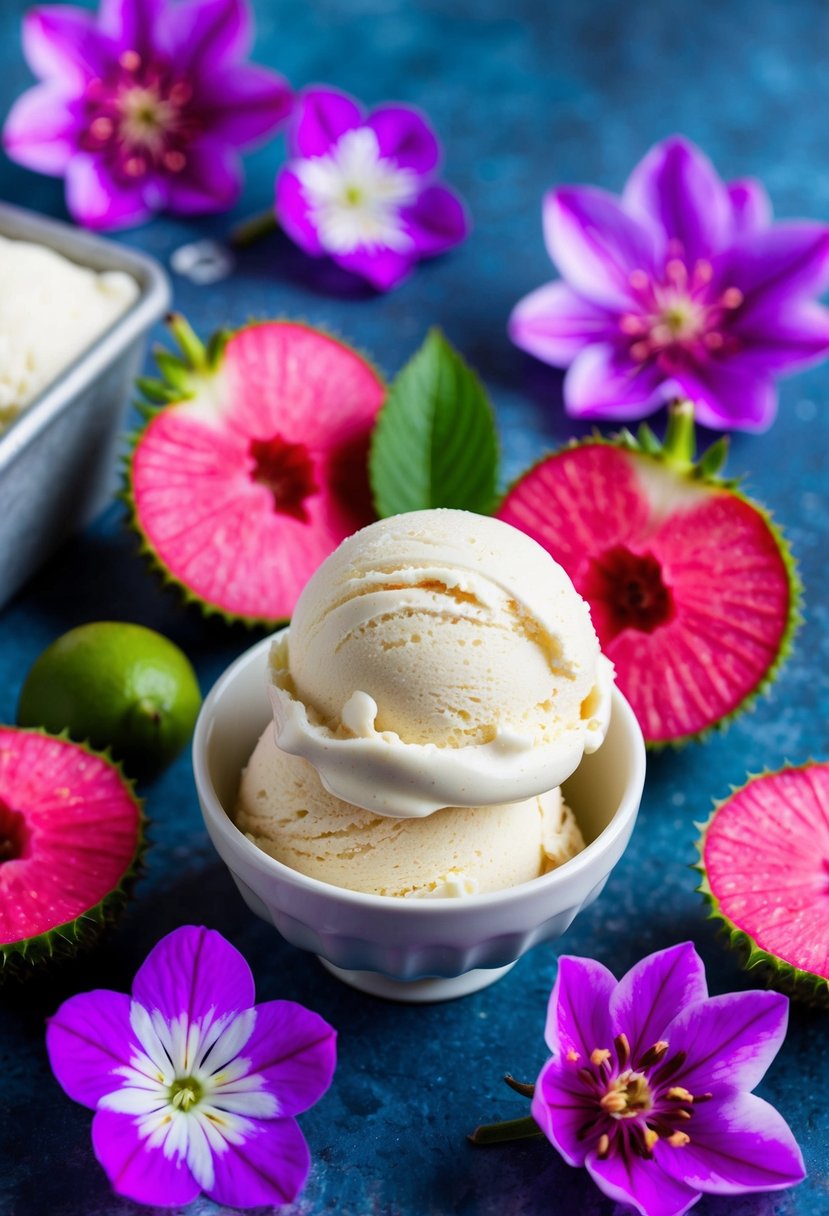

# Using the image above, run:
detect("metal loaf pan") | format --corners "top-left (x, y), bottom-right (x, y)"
top-left (0, 202), bottom-right (170, 609)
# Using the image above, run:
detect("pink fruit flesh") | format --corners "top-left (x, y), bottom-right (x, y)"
top-left (131, 323), bottom-right (385, 621)
top-left (0, 730), bottom-right (140, 944)
top-left (704, 766), bottom-right (829, 979)
top-left (498, 444), bottom-right (791, 742)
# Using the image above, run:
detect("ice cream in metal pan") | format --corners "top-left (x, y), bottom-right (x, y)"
top-left (0, 235), bottom-right (138, 430)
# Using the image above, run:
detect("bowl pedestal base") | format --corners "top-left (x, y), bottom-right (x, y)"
top-left (318, 957), bottom-right (516, 1002)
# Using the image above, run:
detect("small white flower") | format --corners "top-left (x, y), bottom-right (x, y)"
top-left (100, 1002), bottom-right (277, 1191)
top-left (296, 128), bottom-right (419, 254)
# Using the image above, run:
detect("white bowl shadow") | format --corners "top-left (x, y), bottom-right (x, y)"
top-left (193, 634), bottom-right (646, 1002)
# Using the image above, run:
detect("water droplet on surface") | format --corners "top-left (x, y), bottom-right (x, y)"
top-left (170, 239), bottom-right (235, 284)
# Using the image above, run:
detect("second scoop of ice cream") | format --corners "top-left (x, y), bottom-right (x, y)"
top-left (270, 510), bottom-right (612, 816)
top-left (236, 725), bottom-right (585, 897)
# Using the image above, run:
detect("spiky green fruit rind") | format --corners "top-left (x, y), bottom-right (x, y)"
top-left (696, 762), bottom-right (829, 1008)
top-left (0, 728), bottom-right (145, 980)
top-left (497, 401), bottom-right (801, 747)
top-left (124, 316), bottom-right (386, 627)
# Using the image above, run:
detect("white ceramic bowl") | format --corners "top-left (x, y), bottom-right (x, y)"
top-left (193, 633), bottom-right (646, 1002)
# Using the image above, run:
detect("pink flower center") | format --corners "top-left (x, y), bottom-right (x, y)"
top-left (620, 241), bottom-right (744, 370)
top-left (582, 546), bottom-right (674, 642)
top-left (80, 50), bottom-right (201, 182)
top-left (249, 434), bottom-right (318, 522)
top-left (0, 798), bottom-right (28, 864)
top-left (569, 1033), bottom-right (711, 1162)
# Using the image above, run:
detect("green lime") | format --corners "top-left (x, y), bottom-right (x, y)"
top-left (17, 621), bottom-right (202, 780)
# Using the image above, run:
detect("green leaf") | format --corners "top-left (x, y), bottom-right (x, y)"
top-left (636, 422), bottom-right (661, 455)
top-left (153, 350), bottom-right (193, 393)
top-left (135, 376), bottom-right (182, 404)
top-left (370, 330), bottom-right (500, 518)
top-left (697, 436), bottom-right (730, 480)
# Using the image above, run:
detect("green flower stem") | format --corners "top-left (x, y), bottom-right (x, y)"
top-left (468, 1115), bottom-right (543, 1146)
top-left (662, 399), bottom-right (697, 470)
top-left (229, 209), bottom-right (280, 248)
top-left (503, 1074), bottom-right (536, 1098)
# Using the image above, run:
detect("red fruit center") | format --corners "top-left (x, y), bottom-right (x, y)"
top-left (0, 798), bottom-right (28, 864)
top-left (583, 546), bottom-right (674, 641)
top-left (249, 434), bottom-right (319, 522)
top-left (79, 50), bottom-right (201, 184)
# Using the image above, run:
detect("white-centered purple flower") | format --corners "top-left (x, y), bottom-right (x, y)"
top-left (276, 86), bottom-right (470, 290)
top-left (46, 926), bottom-right (336, 1209)
top-left (532, 943), bottom-right (805, 1216)
top-left (510, 136), bottom-right (829, 431)
top-left (3, 0), bottom-right (292, 230)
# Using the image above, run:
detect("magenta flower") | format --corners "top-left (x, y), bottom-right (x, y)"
top-left (275, 86), bottom-right (470, 291)
top-left (3, 0), bottom-right (292, 230)
top-left (45, 926), bottom-right (336, 1209)
top-left (532, 943), bottom-right (805, 1216)
top-left (510, 136), bottom-right (829, 431)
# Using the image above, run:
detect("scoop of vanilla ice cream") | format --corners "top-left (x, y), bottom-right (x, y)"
top-left (270, 510), bottom-right (612, 816)
top-left (0, 236), bottom-right (138, 422)
top-left (235, 725), bottom-right (585, 897)
top-left (289, 509), bottom-right (599, 745)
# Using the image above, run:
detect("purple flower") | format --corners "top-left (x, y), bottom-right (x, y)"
top-left (45, 925), bottom-right (336, 1209)
top-left (275, 86), bottom-right (470, 290)
top-left (3, 0), bottom-right (292, 230)
top-left (509, 136), bottom-right (829, 431)
top-left (532, 943), bottom-right (805, 1216)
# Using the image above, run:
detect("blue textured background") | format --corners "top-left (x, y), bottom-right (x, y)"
top-left (1, 1), bottom-right (828, 1214)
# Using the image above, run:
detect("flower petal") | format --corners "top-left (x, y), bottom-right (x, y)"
top-left (730, 299), bottom-right (829, 373)
top-left (156, 0), bottom-right (251, 69)
top-left (509, 281), bottom-right (618, 366)
top-left (132, 926), bottom-right (255, 1024)
top-left (2, 83), bottom-right (79, 176)
top-left (587, 1148), bottom-right (701, 1216)
top-left (99, 0), bottom-right (165, 48)
top-left (671, 360), bottom-right (777, 432)
top-left (290, 87), bottom-right (363, 158)
top-left (622, 135), bottom-right (733, 261)
top-left (241, 1000), bottom-right (336, 1117)
top-left (728, 179), bottom-right (772, 237)
top-left (656, 1090), bottom-right (806, 1195)
top-left (22, 6), bottom-right (107, 89)
top-left (721, 222), bottom-right (829, 307)
top-left (46, 990), bottom-right (133, 1110)
top-left (276, 166), bottom-right (325, 254)
top-left (531, 1056), bottom-right (598, 1167)
top-left (333, 247), bottom-right (417, 291)
top-left (365, 105), bottom-right (439, 175)
top-left (65, 153), bottom-right (153, 230)
top-left (401, 184), bottom-right (470, 256)
top-left (544, 955), bottom-right (617, 1058)
top-left (662, 989), bottom-right (789, 1095)
top-left (564, 342), bottom-right (665, 421)
top-left (91, 1108), bottom-right (201, 1207)
top-left (206, 1116), bottom-right (311, 1208)
top-left (163, 140), bottom-right (242, 214)
top-left (197, 63), bottom-right (292, 147)
top-left (544, 186), bottom-right (657, 310)
top-left (609, 943), bottom-right (708, 1066)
